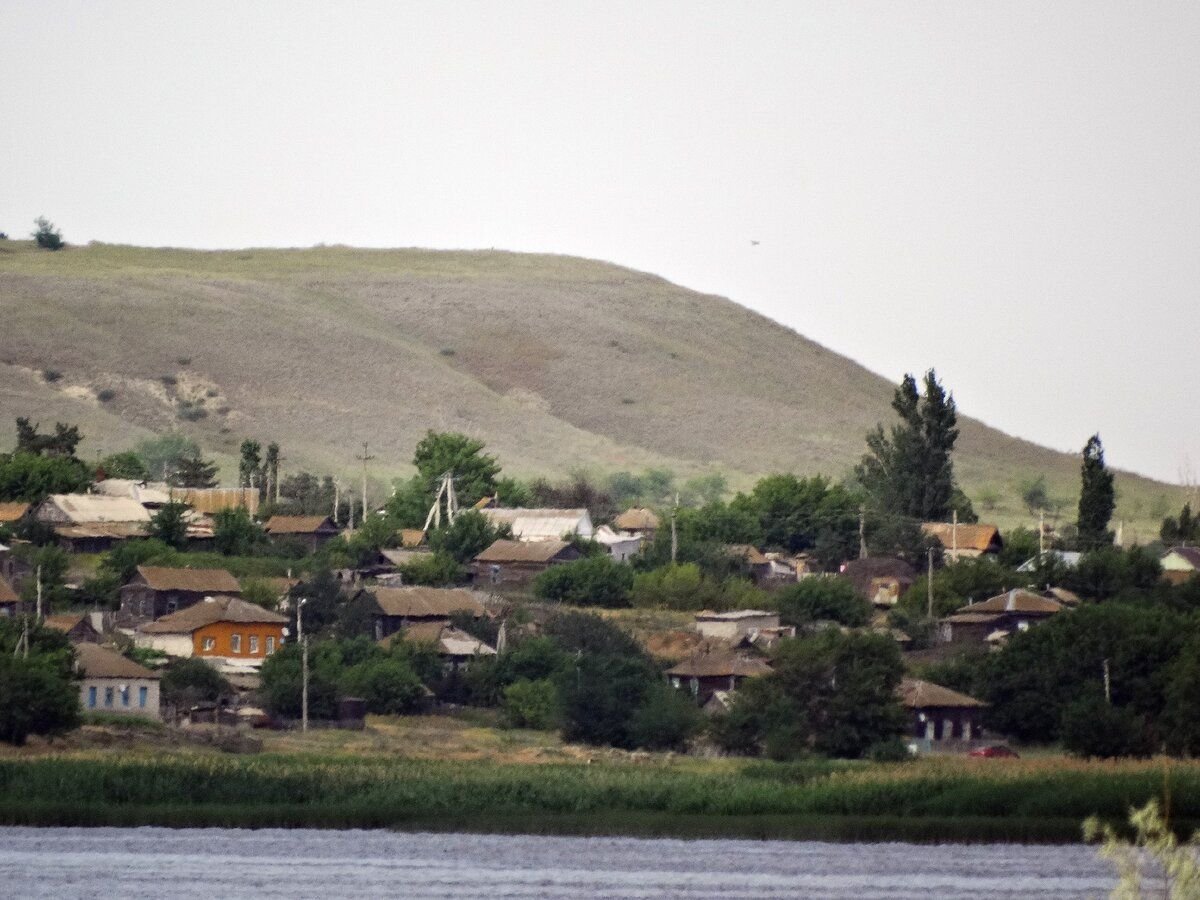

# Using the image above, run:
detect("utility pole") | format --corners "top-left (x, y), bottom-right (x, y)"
top-left (1102, 658), bottom-right (1111, 704)
top-left (274, 450), bottom-right (285, 504)
top-left (35, 565), bottom-right (43, 621)
top-left (1039, 509), bottom-right (1045, 557)
top-left (356, 442), bottom-right (375, 526)
top-left (927, 548), bottom-right (934, 620)
top-left (858, 507), bottom-right (868, 559)
top-left (333, 480), bottom-right (341, 526)
top-left (951, 509), bottom-right (958, 562)
top-left (298, 598), bottom-right (309, 732)
top-left (670, 493), bottom-right (679, 564)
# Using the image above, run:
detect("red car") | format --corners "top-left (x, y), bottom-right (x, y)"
top-left (969, 745), bottom-right (1019, 758)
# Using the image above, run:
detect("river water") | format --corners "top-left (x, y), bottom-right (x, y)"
top-left (0, 827), bottom-right (1115, 899)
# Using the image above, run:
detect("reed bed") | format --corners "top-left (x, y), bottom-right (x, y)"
top-left (0, 754), bottom-right (1195, 842)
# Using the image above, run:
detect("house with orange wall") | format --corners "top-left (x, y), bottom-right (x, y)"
top-left (136, 595), bottom-right (288, 668)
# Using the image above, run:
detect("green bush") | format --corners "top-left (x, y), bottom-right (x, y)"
top-left (1061, 695), bottom-right (1156, 759)
top-left (32, 216), bottom-right (63, 250)
top-left (502, 679), bottom-right (559, 730)
top-left (774, 577), bottom-right (869, 627)
top-left (532, 555), bottom-right (633, 607)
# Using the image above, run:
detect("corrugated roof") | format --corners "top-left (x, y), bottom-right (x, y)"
top-left (480, 508), bottom-right (593, 541)
top-left (264, 515), bottom-right (338, 535)
top-left (614, 507), bottom-right (660, 531)
top-left (955, 589), bottom-right (1063, 616)
top-left (75, 644), bottom-right (159, 680)
top-left (54, 522), bottom-right (148, 539)
top-left (941, 612), bottom-right (1000, 625)
top-left (0, 502), bottom-right (30, 523)
top-left (136, 566), bottom-right (241, 594)
top-left (667, 653), bottom-right (772, 679)
top-left (39, 494), bottom-right (151, 524)
top-left (921, 523), bottom-right (1003, 553)
top-left (371, 587), bottom-right (486, 619)
top-left (474, 539), bottom-right (575, 564)
top-left (898, 677), bottom-right (985, 709)
top-left (139, 595), bottom-right (287, 633)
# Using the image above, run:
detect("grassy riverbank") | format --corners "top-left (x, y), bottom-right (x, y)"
top-left (1, 748), bottom-right (1196, 843)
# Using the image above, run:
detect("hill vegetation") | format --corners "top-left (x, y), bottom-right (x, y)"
top-left (0, 239), bottom-right (1183, 536)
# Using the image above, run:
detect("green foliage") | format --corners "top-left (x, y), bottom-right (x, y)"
top-left (99, 539), bottom-right (172, 581)
top-left (278, 472), bottom-right (338, 516)
top-left (627, 682), bottom-right (703, 751)
top-left (146, 500), bottom-right (189, 549)
top-left (1066, 546), bottom-right (1162, 600)
top-left (1161, 503), bottom-right (1200, 545)
top-left (160, 658), bottom-right (231, 708)
top-left (856, 369), bottom-right (969, 522)
top-left (997, 526), bottom-right (1040, 569)
top-left (1163, 634), bottom-right (1200, 757)
top-left (397, 551), bottom-right (462, 587)
top-left (502, 679), bottom-right (560, 729)
top-left (14, 419), bottom-right (81, 458)
top-left (170, 452), bottom-right (219, 488)
top-left (135, 433), bottom-right (201, 483)
top-left (428, 510), bottom-right (503, 564)
top-left (383, 476), bottom-right (431, 528)
top-left (543, 611), bottom-right (647, 660)
top-left (774, 577), bottom-right (870, 627)
top-left (631, 562), bottom-right (725, 611)
top-left (212, 507), bottom-right (267, 557)
top-left (1085, 800), bottom-right (1200, 900)
top-left (31, 216), bottom-right (64, 250)
top-left (16, 545), bottom-right (71, 612)
top-left (239, 578), bottom-right (281, 610)
top-left (0, 619), bottom-right (79, 745)
top-left (413, 431), bottom-right (500, 506)
top-left (1061, 694), bottom-right (1155, 759)
top-left (741, 473), bottom-right (860, 556)
top-left (1020, 475), bottom-right (1050, 514)
top-left (258, 643), bottom-right (339, 719)
top-left (238, 439), bottom-right (263, 490)
top-left (340, 653), bottom-right (427, 714)
top-left (0, 452), bottom-right (91, 502)
top-left (287, 568), bottom-right (344, 637)
top-left (467, 636), bottom-right (569, 706)
top-left (896, 556), bottom-right (1022, 621)
top-left (715, 630), bottom-right (905, 759)
top-left (532, 555), bottom-right (634, 608)
top-left (555, 653), bottom-right (659, 749)
top-left (98, 451), bottom-right (148, 480)
top-left (529, 472), bottom-right (617, 523)
top-left (1077, 434), bottom-right (1116, 549)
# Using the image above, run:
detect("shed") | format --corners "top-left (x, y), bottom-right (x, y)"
top-left (899, 677), bottom-right (985, 744)
top-left (264, 515), bottom-right (341, 551)
top-left (471, 539), bottom-right (581, 587)
top-left (369, 586), bottom-right (488, 640)
top-left (667, 652), bottom-right (772, 704)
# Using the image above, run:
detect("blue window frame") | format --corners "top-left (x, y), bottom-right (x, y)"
top-left (88, 687), bottom-right (97, 708)
top-left (138, 686), bottom-right (148, 708)
top-left (104, 687), bottom-right (114, 707)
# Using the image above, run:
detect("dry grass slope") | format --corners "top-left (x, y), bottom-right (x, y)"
top-left (0, 240), bottom-right (1183, 537)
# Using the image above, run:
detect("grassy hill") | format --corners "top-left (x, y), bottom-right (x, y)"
top-left (0, 240), bottom-right (1183, 538)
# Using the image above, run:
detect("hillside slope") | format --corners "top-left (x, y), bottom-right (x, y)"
top-left (0, 241), bottom-right (1181, 536)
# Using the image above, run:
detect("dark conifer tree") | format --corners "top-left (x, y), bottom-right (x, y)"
top-left (1077, 434), bottom-right (1115, 549)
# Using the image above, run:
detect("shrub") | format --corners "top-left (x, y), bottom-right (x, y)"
top-left (161, 658), bottom-right (231, 709)
top-left (31, 216), bottom-right (64, 250)
top-left (628, 683), bottom-right (703, 751)
top-left (340, 656), bottom-right (427, 715)
top-left (95, 389), bottom-right (117, 403)
top-left (774, 577), bottom-right (870, 627)
top-left (398, 552), bottom-right (462, 587)
top-left (532, 555), bottom-right (633, 607)
top-left (41, 369), bottom-right (62, 383)
top-left (1061, 695), bottom-right (1156, 759)
top-left (502, 679), bottom-right (559, 730)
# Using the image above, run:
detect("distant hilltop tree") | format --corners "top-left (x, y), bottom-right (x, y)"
top-left (31, 216), bottom-right (64, 250)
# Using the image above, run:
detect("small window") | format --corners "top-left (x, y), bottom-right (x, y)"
top-left (167, 599), bottom-right (178, 614)
top-left (201, 636), bottom-right (216, 652)
top-left (249, 635), bottom-right (259, 655)
top-left (104, 687), bottom-right (114, 708)
top-left (120, 686), bottom-right (130, 707)
top-left (138, 686), bottom-right (148, 708)
top-left (231, 633), bottom-right (242, 654)
top-left (88, 686), bottom-right (97, 708)
top-left (266, 636), bottom-right (276, 655)
top-left (490, 564), bottom-right (501, 585)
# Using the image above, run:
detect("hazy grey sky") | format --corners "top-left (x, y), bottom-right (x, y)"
top-left (3, 2), bottom-right (1198, 482)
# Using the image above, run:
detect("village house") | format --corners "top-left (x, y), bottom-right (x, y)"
top-left (382, 621), bottom-right (497, 672)
top-left (0, 501), bottom-right (31, 530)
top-left (34, 493), bottom-right (150, 553)
top-left (667, 651), bottom-right (772, 705)
top-left (724, 544), bottom-right (774, 584)
top-left (43, 613), bottom-right (100, 643)
top-left (841, 557), bottom-right (917, 608)
top-left (368, 586), bottom-right (488, 641)
top-left (592, 524), bottom-right (643, 562)
top-left (693, 609), bottom-right (782, 641)
top-left (117, 565), bottom-right (242, 628)
top-left (263, 515), bottom-right (341, 552)
top-left (939, 589), bottom-right (1065, 645)
top-left (1017, 549), bottom-right (1082, 573)
top-left (135, 595), bottom-right (288, 671)
top-left (899, 677), bottom-right (986, 749)
top-left (480, 507), bottom-right (594, 541)
top-left (921, 522), bottom-right (1004, 560)
top-left (472, 539), bottom-right (581, 587)
top-left (75, 643), bottom-right (162, 721)
top-left (0, 574), bottom-right (21, 618)
top-left (1160, 546), bottom-right (1200, 585)
top-left (614, 507), bottom-right (660, 541)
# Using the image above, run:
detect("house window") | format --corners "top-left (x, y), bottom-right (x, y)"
top-left (138, 686), bottom-right (148, 708)
top-left (104, 687), bottom-right (114, 708)
top-left (266, 636), bottom-right (276, 655)
top-left (88, 686), bottom-right (97, 708)
top-left (490, 564), bottom-right (501, 585)
top-left (166, 599), bottom-right (178, 614)
top-left (231, 633), bottom-right (242, 654)
top-left (201, 636), bottom-right (216, 652)
top-left (120, 686), bottom-right (130, 707)
top-left (249, 635), bottom-right (259, 655)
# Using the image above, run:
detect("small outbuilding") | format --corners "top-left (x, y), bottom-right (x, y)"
top-left (368, 586), bottom-right (488, 641)
top-left (1161, 546), bottom-right (1200, 585)
top-left (899, 677), bottom-right (986, 747)
top-left (264, 515), bottom-right (341, 551)
top-left (667, 651), bottom-right (772, 705)
top-left (471, 539), bottom-right (581, 587)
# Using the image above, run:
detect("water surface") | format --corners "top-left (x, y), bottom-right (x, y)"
top-left (0, 827), bottom-right (1114, 899)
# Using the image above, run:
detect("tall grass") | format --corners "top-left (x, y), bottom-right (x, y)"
top-left (0, 754), bottom-right (1195, 842)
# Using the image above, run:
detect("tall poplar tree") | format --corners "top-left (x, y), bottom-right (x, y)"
top-left (1077, 434), bottom-right (1115, 548)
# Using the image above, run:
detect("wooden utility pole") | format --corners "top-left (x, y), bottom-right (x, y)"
top-left (332, 480), bottom-right (340, 525)
top-left (670, 493), bottom-right (679, 564)
top-left (356, 442), bottom-right (375, 525)
top-left (1039, 509), bottom-right (1045, 556)
top-left (1102, 658), bottom-right (1111, 704)
top-left (951, 509), bottom-right (958, 562)
top-left (274, 450), bottom-right (285, 504)
top-left (35, 565), bottom-right (43, 622)
top-left (298, 598), bottom-right (309, 732)
top-left (926, 549), bottom-right (934, 620)
top-left (858, 507), bottom-right (868, 559)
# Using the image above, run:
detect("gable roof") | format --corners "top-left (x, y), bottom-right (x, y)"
top-left (480, 508), bottom-right (593, 541)
top-left (667, 652), bottom-right (772, 679)
top-left (474, 539), bottom-right (575, 564)
top-left (135, 566), bottom-right (241, 594)
top-left (43, 613), bottom-right (92, 634)
top-left (725, 544), bottom-right (769, 566)
top-left (38, 494), bottom-right (151, 524)
top-left (0, 502), bottom-right (30, 523)
top-left (1016, 550), bottom-right (1083, 573)
top-left (139, 595), bottom-right (287, 634)
top-left (264, 515), bottom-right (338, 535)
top-left (388, 622), bottom-right (496, 657)
top-left (0, 576), bottom-right (18, 604)
top-left (92, 479), bottom-right (175, 505)
top-left (1163, 546), bottom-right (1200, 569)
top-left (75, 643), bottom-right (159, 680)
top-left (955, 589), bottom-right (1064, 616)
top-left (614, 507), bottom-right (661, 531)
top-left (841, 557), bottom-right (917, 597)
top-left (898, 677), bottom-right (985, 709)
top-left (921, 523), bottom-right (1003, 553)
top-left (371, 587), bottom-right (487, 619)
